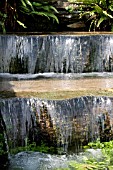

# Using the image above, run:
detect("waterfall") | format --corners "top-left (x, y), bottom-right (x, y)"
top-left (1, 33), bottom-right (113, 170)
top-left (1, 96), bottom-right (113, 154)
top-left (1, 34), bottom-right (113, 74)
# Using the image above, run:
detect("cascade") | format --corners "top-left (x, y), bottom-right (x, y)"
top-left (0, 96), bottom-right (113, 154)
top-left (1, 34), bottom-right (113, 74)
top-left (1, 33), bottom-right (113, 169)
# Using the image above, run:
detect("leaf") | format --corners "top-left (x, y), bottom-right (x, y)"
top-left (97, 16), bottom-right (106, 27)
top-left (44, 12), bottom-right (59, 23)
top-left (103, 11), bottom-right (113, 19)
top-left (22, 0), bottom-right (34, 11)
top-left (31, 11), bottom-right (59, 23)
top-left (100, 0), bottom-right (107, 8)
top-left (32, 2), bottom-right (42, 7)
top-left (41, 6), bottom-right (50, 12)
top-left (90, 10), bottom-right (96, 16)
top-left (89, 19), bottom-right (97, 31)
top-left (20, 0), bottom-right (59, 23)
top-left (20, 6), bottom-right (30, 13)
top-left (49, 6), bottom-right (59, 13)
top-left (94, 4), bottom-right (103, 14)
top-left (30, 11), bottom-right (50, 19)
top-left (20, 0), bottom-right (27, 7)
top-left (0, 21), bottom-right (6, 34)
top-left (79, 11), bottom-right (90, 18)
top-left (25, 0), bottom-right (33, 7)
top-left (0, 12), bottom-right (7, 18)
top-left (17, 20), bottom-right (27, 28)
top-left (109, 5), bottom-right (113, 12)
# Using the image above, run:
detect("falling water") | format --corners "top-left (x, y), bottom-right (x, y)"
top-left (1, 33), bottom-right (113, 169)
top-left (1, 34), bottom-right (113, 73)
top-left (1, 96), bottom-right (113, 154)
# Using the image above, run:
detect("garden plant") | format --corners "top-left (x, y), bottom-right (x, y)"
top-left (0, 0), bottom-right (59, 33)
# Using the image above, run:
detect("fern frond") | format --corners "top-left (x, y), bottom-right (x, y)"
top-left (17, 20), bottom-right (27, 28)
top-left (42, 12), bottom-right (59, 23)
top-left (109, 5), bottom-right (113, 12)
top-left (20, 0), bottom-right (27, 7)
top-left (30, 11), bottom-right (50, 19)
top-left (94, 4), bottom-right (103, 14)
top-left (31, 11), bottom-right (59, 23)
top-left (32, 2), bottom-right (42, 7)
top-left (103, 11), bottom-right (113, 19)
top-left (20, 6), bottom-right (31, 13)
top-left (24, 0), bottom-right (34, 10)
top-left (49, 6), bottom-right (59, 13)
top-left (97, 16), bottom-right (106, 27)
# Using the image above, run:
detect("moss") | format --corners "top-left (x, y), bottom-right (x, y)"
top-left (1, 89), bottom-right (113, 100)
top-left (10, 141), bottom-right (57, 155)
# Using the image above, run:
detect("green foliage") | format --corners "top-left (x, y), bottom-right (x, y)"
top-left (84, 138), bottom-right (113, 149)
top-left (20, 0), bottom-right (59, 23)
top-left (0, 0), bottom-right (26, 33)
top-left (65, 6), bottom-right (75, 13)
top-left (0, 0), bottom-right (59, 33)
top-left (10, 141), bottom-right (56, 155)
top-left (79, 0), bottom-right (113, 31)
top-left (54, 139), bottom-right (113, 170)
top-left (84, 139), bottom-right (113, 169)
top-left (0, 12), bottom-right (7, 34)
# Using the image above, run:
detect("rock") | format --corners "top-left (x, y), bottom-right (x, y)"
top-left (67, 21), bottom-right (86, 29)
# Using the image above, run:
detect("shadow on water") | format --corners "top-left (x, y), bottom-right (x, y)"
top-left (0, 78), bottom-right (16, 169)
top-left (0, 77), bottom-right (16, 98)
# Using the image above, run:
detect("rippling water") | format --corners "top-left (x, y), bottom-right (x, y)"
top-left (8, 149), bottom-right (103, 170)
